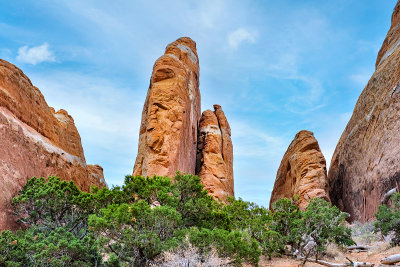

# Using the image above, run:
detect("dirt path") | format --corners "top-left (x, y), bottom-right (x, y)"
top-left (246, 244), bottom-right (400, 266)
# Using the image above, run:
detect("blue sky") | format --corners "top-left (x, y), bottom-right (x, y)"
top-left (0, 0), bottom-right (397, 206)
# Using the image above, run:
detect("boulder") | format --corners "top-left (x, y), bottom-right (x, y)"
top-left (270, 130), bottom-right (329, 210)
top-left (328, 0), bottom-right (400, 222)
top-left (0, 59), bottom-right (106, 230)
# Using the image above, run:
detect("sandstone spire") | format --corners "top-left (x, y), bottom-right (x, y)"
top-left (196, 105), bottom-right (234, 202)
top-left (133, 37), bottom-right (201, 177)
top-left (328, 0), bottom-right (400, 222)
top-left (270, 130), bottom-right (329, 210)
top-left (0, 59), bottom-right (106, 231)
top-left (132, 38), bottom-right (235, 202)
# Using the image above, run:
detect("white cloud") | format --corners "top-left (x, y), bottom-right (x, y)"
top-left (16, 43), bottom-right (56, 65)
top-left (349, 71), bottom-right (373, 88)
top-left (228, 27), bottom-right (258, 49)
top-left (29, 71), bottom-right (143, 184)
top-left (231, 119), bottom-right (286, 159)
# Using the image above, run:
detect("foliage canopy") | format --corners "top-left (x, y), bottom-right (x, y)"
top-left (1, 174), bottom-right (353, 266)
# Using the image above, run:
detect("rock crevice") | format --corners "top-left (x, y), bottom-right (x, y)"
top-left (132, 38), bottom-right (234, 202)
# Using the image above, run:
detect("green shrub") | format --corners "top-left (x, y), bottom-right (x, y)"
top-left (261, 230), bottom-right (284, 260)
top-left (187, 227), bottom-right (261, 265)
top-left (375, 192), bottom-right (400, 245)
top-left (0, 227), bottom-right (100, 267)
top-left (223, 197), bottom-right (283, 258)
top-left (89, 201), bottom-right (182, 266)
top-left (301, 198), bottom-right (353, 258)
top-left (270, 198), bottom-right (302, 251)
top-left (12, 176), bottom-right (101, 238)
top-left (270, 198), bottom-right (353, 259)
top-left (1, 174), bottom-right (356, 266)
top-left (351, 221), bottom-right (380, 245)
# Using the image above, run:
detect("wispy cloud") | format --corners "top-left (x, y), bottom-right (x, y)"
top-left (228, 27), bottom-right (258, 49)
top-left (29, 71), bottom-right (143, 184)
top-left (349, 71), bottom-right (373, 88)
top-left (16, 43), bottom-right (56, 65)
top-left (231, 119), bottom-right (286, 159)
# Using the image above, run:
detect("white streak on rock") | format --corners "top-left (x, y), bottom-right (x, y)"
top-left (0, 107), bottom-right (85, 167)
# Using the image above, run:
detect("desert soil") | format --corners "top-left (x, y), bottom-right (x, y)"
top-left (243, 243), bottom-right (400, 266)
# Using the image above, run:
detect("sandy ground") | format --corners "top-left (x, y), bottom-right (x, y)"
top-left (243, 243), bottom-right (400, 266)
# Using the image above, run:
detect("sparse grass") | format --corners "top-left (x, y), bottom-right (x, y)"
top-left (351, 221), bottom-right (382, 245)
top-left (152, 244), bottom-right (233, 267)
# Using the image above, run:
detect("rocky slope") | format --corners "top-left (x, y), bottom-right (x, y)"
top-left (328, 0), bottom-right (400, 222)
top-left (132, 37), bottom-right (234, 201)
top-left (196, 105), bottom-right (234, 202)
top-left (270, 130), bottom-right (329, 210)
top-left (0, 59), bottom-right (106, 230)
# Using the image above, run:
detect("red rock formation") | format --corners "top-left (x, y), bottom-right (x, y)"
top-left (328, 0), bottom-right (400, 222)
top-left (0, 59), bottom-right (106, 231)
top-left (270, 130), bottom-right (329, 210)
top-left (132, 38), bottom-right (235, 202)
top-left (133, 37), bottom-right (201, 177)
top-left (376, 1), bottom-right (400, 69)
top-left (88, 164), bottom-right (106, 187)
top-left (196, 105), bottom-right (234, 202)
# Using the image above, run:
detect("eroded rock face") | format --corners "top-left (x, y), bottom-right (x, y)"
top-left (196, 105), bottom-right (234, 202)
top-left (270, 130), bottom-right (329, 210)
top-left (133, 37), bottom-right (201, 177)
top-left (328, 1), bottom-right (400, 222)
top-left (0, 59), bottom-right (106, 230)
top-left (132, 38), bottom-right (235, 202)
top-left (88, 164), bottom-right (106, 187)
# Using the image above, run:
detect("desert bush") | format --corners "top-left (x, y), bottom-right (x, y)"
top-left (12, 176), bottom-right (104, 238)
top-left (89, 174), bottom-right (259, 266)
top-left (89, 201), bottom-right (182, 266)
top-left (1, 174), bottom-right (356, 266)
top-left (187, 227), bottom-right (261, 265)
top-left (351, 221), bottom-right (380, 245)
top-left (223, 197), bottom-right (283, 259)
top-left (300, 198), bottom-right (353, 258)
top-left (270, 198), bottom-right (302, 251)
top-left (1, 176), bottom-right (103, 266)
top-left (152, 243), bottom-right (233, 267)
top-left (375, 192), bottom-right (400, 245)
top-left (0, 227), bottom-right (100, 266)
top-left (270, 198), bottom-right (354, 260)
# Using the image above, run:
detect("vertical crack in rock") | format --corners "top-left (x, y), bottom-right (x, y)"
top-left (132, 38), bottom-right (234, 202)
top-left (270, 130), bottom-right (330, 210)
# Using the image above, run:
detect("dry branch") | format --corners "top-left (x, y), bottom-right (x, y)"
top-left (382, 188), bottom-right (397, 205)
top-left (381, 253), bottom-right (400, 264)
top-left (347, 245), bottom-right (369, 251)
top-left (300, 257), bottom-right (374, 267)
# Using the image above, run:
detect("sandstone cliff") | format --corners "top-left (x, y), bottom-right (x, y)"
top-left (0, 59), bottom-right (106, 230)
top-left (133, 37), bottom-right (201, 177)
top-left (132, 37), bottom-right (234, 202)
top-left (270, 130), bottom-right (329, 210)
top-left (328, 0), bottom-right (400, 222)
top-left (196, 105), bottom-right (234, 202)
